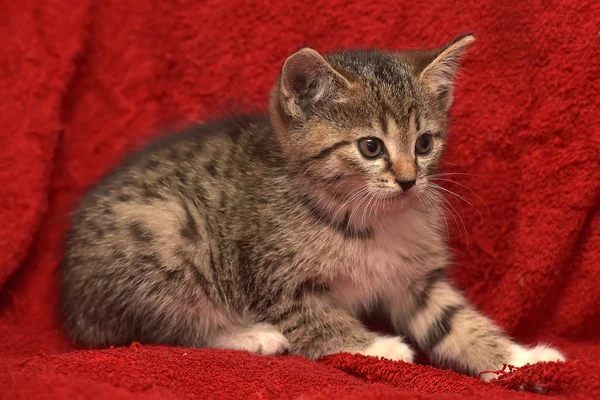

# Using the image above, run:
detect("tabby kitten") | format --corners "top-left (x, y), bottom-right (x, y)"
top-left (60, 33), bottom-right (565, 379)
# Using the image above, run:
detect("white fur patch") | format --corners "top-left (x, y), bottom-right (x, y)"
top-left (481, 343), bottom-right (566, 382)
top-left (211, 324), bottom-right (290, 356)
top-left (509, 343), bottom-right (566, 367)
top-left (356, 336), bottom-right (415, 363)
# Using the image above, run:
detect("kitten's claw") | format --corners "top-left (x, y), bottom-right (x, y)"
top-left (212, 324), bottom-right (290, 356)
top-left (355, 336), bottom-right (415, 363)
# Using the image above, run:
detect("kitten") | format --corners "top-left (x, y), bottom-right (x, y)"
top-left (60, 33), bottom-right (565, 379)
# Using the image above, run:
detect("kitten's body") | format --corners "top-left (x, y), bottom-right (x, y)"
top-left (61, 35), bottom-right (564, 378)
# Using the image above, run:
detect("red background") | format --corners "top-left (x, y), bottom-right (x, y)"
top-left (1, 0), bottom-right (599, 398)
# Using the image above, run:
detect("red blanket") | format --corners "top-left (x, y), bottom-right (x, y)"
top-left (1, 0), bottom-right (599, 398)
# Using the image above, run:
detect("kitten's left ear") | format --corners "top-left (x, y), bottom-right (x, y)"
top-left (273, 48), bottom-right (352, 122)
top-left (412, 33), bottom-right (475, 110)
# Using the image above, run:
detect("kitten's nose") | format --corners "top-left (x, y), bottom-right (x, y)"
top-left (397, 179), bottom-right (416, 191)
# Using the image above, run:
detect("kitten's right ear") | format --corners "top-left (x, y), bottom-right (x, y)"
top-left (274, 48), bottom-right (351, 121)
top-left (398, 33), bottom-right (475, 111)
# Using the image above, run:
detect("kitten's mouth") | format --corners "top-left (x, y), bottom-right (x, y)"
top-left (381, 191), bottom-right (406, 201)
top-left (386, 191), bottom-right (404, 198)
top-left (376, 189), bottom-right (418, 211)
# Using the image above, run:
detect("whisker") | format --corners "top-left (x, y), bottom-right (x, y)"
top-left (334, 188), bottom-right (365, 208)
top-left (370, 196), bottom-right (383, 230)
top-left (441, 196), bottom-right (469, 247)
top-left (434, 195), bottom-right (462, 241)
top-left (427, 182), bottom-right (483, 220)
top-left (350, 189), bottom-right (371, 228)
top-left (362, 192), bottom-right (377, 228)
top-left (367, 194), bottom-right (375, 223)
top-left (332, 187), bottom-right (369, 220)
top-left (425, 172), bottom-right (481, 178)
top-left (427, 177), bottom-right (490, 214)
top-left (426, 187), bottom-right (468, 245)
top-left (429, 193), bottom-right (450, 239)
top-left (418, 190), bottom-right (450, 240)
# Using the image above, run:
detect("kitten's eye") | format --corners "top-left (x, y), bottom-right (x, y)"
top-left (415, 133), bottom-right (434, 155)
top-left (358, 138), bottom-right (384, 159)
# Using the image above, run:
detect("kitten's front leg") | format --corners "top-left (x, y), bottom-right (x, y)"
top-left (271, 296), bottom-right (414, 362)
top-left (390, 269), bottom-right (565, 379)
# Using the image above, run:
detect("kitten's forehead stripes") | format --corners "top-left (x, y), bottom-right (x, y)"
top-left (408, 105), bottom-right (421, 133)
top-left (370, 79), bottom-right (422, 139)
top-left (378, 113), bottom-right (389, 136)
top-left (371, 83), bottom-right (397, 137)
top-left (311, 140), bottom-right (352, 160)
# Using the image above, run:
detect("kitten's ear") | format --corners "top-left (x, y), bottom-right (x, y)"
top-left (275, 48), bottom-right (351, 120)
top-left (405, 33), bottom-right (475, 110)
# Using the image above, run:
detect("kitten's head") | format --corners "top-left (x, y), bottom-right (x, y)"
top-left (269, 34), bottom-right (474, 207)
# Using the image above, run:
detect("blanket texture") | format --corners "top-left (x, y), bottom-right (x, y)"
top-left (1, 0), bottom-right (599, 399)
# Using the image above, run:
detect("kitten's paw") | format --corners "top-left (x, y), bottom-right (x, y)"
top-left (479, 344), bottom-right (567, 385)
top-left (356, 336), bottom-right (415, 363)
top-left (479, 344), bottom-right (566, 382)
top-left (212, 323), bottom-right (290, 356)
top-left (510, 343), bottom-right (566, 367)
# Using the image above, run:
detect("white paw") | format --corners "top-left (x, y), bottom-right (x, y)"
top-left (356, 336), bottom-right (415, 363)
top-left (212, 324), bottom-right (290, 356)
top-left (510, 343), bottom-right (566, 367)
top-left (479, 344), bottom-right (566, 382)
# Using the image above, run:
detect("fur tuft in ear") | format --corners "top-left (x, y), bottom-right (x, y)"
top-left (276, 48), bottom-right (351, 120)
top-left (412, 33), bottom-right (475, 110)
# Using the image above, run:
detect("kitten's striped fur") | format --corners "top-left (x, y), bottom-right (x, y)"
top-left (60, 34), bottom-right (565, 379)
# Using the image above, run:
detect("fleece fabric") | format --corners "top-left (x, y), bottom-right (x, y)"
top-left (1, 0), bottom-right (599, 399)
